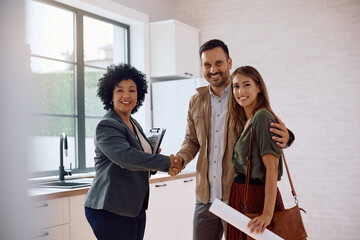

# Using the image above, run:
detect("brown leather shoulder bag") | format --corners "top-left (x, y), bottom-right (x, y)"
top-left (244, 128), bottom-right (307, 240)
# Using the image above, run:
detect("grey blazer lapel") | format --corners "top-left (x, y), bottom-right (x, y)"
top-left (103, 109), bottom-right (143, 150)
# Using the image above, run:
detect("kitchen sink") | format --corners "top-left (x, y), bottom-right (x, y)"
top-left (33, 178), bottom-right (93, 189)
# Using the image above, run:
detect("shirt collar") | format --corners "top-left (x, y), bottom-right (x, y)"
top-left (208, 83), bottom-right (231, 99)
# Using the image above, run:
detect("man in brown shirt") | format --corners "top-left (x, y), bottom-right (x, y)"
top-left (175, 39), bottom-right (294, 240)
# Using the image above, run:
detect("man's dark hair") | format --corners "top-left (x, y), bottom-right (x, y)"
top-left (199, 39), bottom-right (230, 59)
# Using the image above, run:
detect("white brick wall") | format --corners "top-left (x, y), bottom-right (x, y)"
top-left (175, 0), bottom-right (360, 239)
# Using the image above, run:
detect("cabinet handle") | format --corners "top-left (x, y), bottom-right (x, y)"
top-left (155, 184), bottom-right (167, 187)
top-left (32, 203), bottom-right (49, 209)
top-left (184, 72), bottom-right (193, 77)
top-left (184, 179), bottom-right (194, 183)
top-left (33, 232), bottom-right (49, 238)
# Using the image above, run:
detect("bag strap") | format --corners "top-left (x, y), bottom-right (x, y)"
top-left (280, 148), bottom-right (298, 202)
top-left (243, 128), bottom-right (299, 214)
top-left (243, 128), bottom-right (253, 213)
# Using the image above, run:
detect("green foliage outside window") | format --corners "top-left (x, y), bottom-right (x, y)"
top-left (31, 70), bottom-right (105, 137)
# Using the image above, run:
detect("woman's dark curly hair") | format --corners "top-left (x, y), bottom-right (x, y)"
top-left (97, 63), bottom-right (148, 114)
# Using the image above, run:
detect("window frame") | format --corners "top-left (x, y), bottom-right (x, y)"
top-left (29, 0), bottom-right (130, 177)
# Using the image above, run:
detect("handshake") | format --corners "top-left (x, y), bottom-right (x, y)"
top-left (168, 154), bottom-right (184, 176)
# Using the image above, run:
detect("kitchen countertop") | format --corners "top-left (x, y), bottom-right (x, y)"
top-left (29, 171), bottom-right (196, 202)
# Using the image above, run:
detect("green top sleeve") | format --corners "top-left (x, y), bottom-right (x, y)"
top-left (232, 109), bottom-right (283, 183)
top-left (253, 109), bottom-right (282, 159)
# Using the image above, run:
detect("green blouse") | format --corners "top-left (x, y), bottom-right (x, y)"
top-left (232, 109), bottom-right (283, 183)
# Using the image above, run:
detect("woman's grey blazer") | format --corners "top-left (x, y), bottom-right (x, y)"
top-left (84, 109), bottom-right (171, 217)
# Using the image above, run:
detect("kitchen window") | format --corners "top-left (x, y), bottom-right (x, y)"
top-left (26, 0), bottom-right (130, 177)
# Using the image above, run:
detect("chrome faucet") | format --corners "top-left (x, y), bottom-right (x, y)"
top-left (59, 132), bottom-right (72, 181)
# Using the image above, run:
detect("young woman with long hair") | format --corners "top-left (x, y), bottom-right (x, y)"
top-left (227, 66), bottom-right (285, 239)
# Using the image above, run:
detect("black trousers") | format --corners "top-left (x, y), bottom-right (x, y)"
top-left (85, 207), bottom-right (146, 240)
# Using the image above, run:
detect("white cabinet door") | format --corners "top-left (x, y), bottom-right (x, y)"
top-left (150, 19), bottom-right (199, 79)
top-left (31, 198), bottom-right (69, 231)
top-left (144, 177), bottom-right (196, 240)
top-left (174, 23), bottom-right (199, 80)
top-left (144, 180), bottom-right (179, 240)
top-left (31, 197), bottom-right (70, 240)
top-left (32, 224), bottom-right (70, 240)
top-left (69, 194), bottom-right (97, 240)
top-left (176, 177), bottom-right (196, 240)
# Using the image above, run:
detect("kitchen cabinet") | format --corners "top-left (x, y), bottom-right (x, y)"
top-left (69, 195), bottom-right (96, 240)
top-left (150, 19), bottom-right (200, 79)
top-left (30, 174), bottom-right (196, 240)
top-left (32, 225), bottom-right (70, 240)
top-left (177, 177), bottom-right (196, 240)
top-left (30, 193), bottom-right (96, 240)
top-left (31, 197), bottom-right (70, 240)
top-left (144, 176), bottom-right (196, 240)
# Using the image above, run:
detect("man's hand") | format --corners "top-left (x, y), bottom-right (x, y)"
top-left (168, 154), bottom-right (183, 176)
top-left (270, 116), bottom-right (289, 148)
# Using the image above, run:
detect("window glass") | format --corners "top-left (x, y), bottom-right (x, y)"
top-left (84, 67), bottom-right (107, 117)
top-left (84, 16), bottom-right (127, 68)
top-left (26, 1), bottom-right (74, 61)
top-left (28, 116), bottom-right (75, 172)
top-left (84, 67), bottom-right (105, 168)
top-left (26, 0), bottom-right (130, 176)
top-left (31, 57), bottom-right (75, 115)
top-left (85, 117), bottom-right (101, 168)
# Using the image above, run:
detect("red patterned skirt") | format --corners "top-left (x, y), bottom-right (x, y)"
top-left (226, 182), bottom-right (285, 240)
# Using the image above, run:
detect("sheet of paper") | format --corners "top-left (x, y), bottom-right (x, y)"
top-left (209, 199), bottom-right (283, 240)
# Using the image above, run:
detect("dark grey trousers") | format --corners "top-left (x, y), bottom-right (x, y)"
top-left (193, 200), bottom-right (227, 240)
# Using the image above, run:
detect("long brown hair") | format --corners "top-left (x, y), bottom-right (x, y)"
top-left (229, 66), bottom-right (276, 136)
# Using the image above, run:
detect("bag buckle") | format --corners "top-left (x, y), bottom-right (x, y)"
top-left (294, 195), bottom-right (299, 205)
top-left (294, 196), bottom-right (307, 213)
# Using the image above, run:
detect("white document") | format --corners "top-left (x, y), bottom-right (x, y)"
top-left (209, 199), bottom-right (283, 240)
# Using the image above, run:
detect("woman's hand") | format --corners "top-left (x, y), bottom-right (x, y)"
top-left (248, 153), bottom-right (278, 234)
top-left (247, 213), bottom-right (273, 234)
